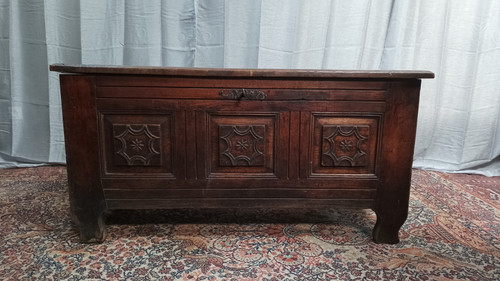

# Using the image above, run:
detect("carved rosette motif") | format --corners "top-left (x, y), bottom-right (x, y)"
top-left (321, 125), bottom-right (369, 167)
top-left (113, 124), bottom-right (162, 166)
top-left (219, 89), bottom-right (267, 100)
top-left (219, 125), bottom-right (265, 167)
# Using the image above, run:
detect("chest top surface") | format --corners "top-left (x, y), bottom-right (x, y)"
top-left (50, 64), bottom-right (434, 79)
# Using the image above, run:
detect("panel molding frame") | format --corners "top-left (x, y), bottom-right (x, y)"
top-left (305, 112), bottom-right (384, 178)
top-left (205, 111), bottom-right (281, 179)
top-left (98, 112), bottom-right (176, 178)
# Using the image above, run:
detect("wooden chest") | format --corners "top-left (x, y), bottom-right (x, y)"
top-left (50, 64), bottom-right (433, 244)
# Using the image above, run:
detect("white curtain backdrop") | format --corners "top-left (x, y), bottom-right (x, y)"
top-left (1, 0), bottom-right (499, 176)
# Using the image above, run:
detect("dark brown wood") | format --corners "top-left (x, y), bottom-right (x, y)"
top-left (103, 188), bottom-right (378, 199)
top-left (52, 64), bottom-right (433, 244)
top-left (95, 76), bottom-right (391, 89)
top-left (50, 63), bottom-right (434, 79)
top-left (106, 198), bottom-right (376, 210)
top-left (100, 178), bottom-right (380, 189)
top-left (59, 75), bottom-right (106, 243)
top-left (372, 80), bottom-right (423, 244)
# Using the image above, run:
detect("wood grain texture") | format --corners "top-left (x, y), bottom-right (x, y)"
top-left (373, 80), bottom-right (422, 244)
top-left (59, 75), bottom-right (106, 243)
top-left (106, 199), bottom-right (376, 210)
top-left (50, 64), bottom-right (434, 79)
top-left (52, 65), bottom-right (432, 244)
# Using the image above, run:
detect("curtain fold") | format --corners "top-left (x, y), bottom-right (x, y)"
top-left (379, 0), bottom-right (500, 175)
top-left (0, 0), bottom-right (12, 164)
top-left (6, 0), bottom-right (50, 164)
top-left (1, 0), bottom-right (499, 176)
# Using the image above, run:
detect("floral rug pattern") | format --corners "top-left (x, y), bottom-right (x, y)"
top-left (0, 167), bottom-right (499, 280)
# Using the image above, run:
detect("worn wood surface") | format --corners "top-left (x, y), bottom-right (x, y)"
top-left (50, 63), bottom-right (434, 79)
top-left (52, 64), bottom-right (433, 244)
top-left (59, 75), bottom-right (106, 243)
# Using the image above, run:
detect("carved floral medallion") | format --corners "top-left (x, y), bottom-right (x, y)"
top-left (113, 124), bottom-right (162, 166)
top-left (321, 125), bottom-right (369, 167)
top-left (219, 125), bottom-right (265, 167)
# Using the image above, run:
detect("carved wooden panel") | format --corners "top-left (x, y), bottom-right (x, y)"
top-left (321, 125), bottom-right (369, 167)
top-left (310, 115), bottom-right (379, 176)
top-left (113, 124), bottom-right (161, 166)
top-left (219, 125), bottom-right (265, 167)
top-left (207, 113), bottom-right (277, 177)
top-left (100, 114), bottom-right (174, 177)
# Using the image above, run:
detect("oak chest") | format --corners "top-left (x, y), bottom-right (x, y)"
top-left (50, 64), bottom-right (433, 244)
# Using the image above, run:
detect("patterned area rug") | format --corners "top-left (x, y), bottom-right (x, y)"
top-left (0, 167), bottom-right (499, 280)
